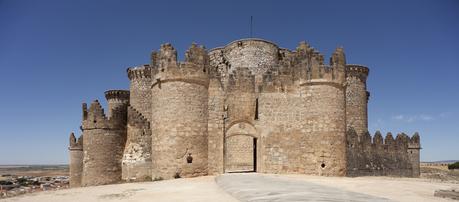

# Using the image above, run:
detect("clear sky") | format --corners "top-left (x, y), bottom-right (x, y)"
top-left (0, 0), bottom-right (458, 164)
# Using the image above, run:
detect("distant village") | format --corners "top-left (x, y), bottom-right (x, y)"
top-left (0, 165), bottom-right (69, 199)
top-left (0, 174), bottom-right (69, 198)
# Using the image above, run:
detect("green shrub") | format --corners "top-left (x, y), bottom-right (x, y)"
top-left (448, 162), bottom-right (459, 170)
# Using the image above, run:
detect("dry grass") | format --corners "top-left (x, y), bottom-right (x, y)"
top-left (0, 165), bottom-right (68, 177)
top-left (421, 166), bottom-right (459, 183)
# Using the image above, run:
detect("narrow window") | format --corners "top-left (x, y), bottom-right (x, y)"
top-left (254, 98), bottom-right (259, 120)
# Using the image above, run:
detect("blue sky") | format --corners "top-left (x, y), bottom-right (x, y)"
top-left (0, 0), bottom-right (458, 164)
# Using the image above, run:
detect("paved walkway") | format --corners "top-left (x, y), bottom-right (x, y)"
top-left (216, 173), bottom-right (392, 202)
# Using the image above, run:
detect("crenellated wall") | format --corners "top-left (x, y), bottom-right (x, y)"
top-left (256, 43), bottom-right (347, 176)
top-left (346, 129), bottom-right (421, 177)
top-left (122, 106), bottom-right (152, 181)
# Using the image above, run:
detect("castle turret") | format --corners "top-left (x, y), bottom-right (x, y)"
top-left (68, 132), bottom-right (83, 188)
top-left (345, 64), bottom-right (369, 135)
top-left (81, 97), bottom-right (128, 186)
top-left (151, 43), bottom-right (210, 179)
top-left (408, 132), bottom-right (421, 177)
top-left (104, 90), bottom-right (130, 119)
top-left (300, 44), bottom-right (347, 176)
top-left (123, 65), bottom-right (153, 181)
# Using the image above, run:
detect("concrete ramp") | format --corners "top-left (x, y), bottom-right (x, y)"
top-left (216, 173), bottom-right (392, 202)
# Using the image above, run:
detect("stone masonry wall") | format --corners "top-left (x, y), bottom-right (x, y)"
top-left (207, 78), bottom-right (225, 175)
top-left (151, 81), bottom-right (209, 179)
top-left (122, 106), bottom-right (152, 181)
top-left (346, 129), bottom-right (421, 177)
top-left (258, 84), bottom-right (347, 176)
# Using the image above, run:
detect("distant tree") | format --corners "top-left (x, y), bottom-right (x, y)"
top-left (448, 162), bottom-right (459, 170)
top-left (0, 180), bottom-right (13, 185)
top-left (16, 178), bottom-right (29, 186)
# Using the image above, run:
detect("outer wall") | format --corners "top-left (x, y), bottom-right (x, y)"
top-left (257, 84), bottom-right (346, 176)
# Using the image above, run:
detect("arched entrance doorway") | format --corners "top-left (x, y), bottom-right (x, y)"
top-left (224, 122), bottom-right (258, 173)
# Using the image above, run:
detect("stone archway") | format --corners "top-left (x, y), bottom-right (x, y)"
top-left (224, 122), bottom-right (258, 173)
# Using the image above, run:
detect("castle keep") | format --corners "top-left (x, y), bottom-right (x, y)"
top-left (68, 38), bottom-right (421, 187)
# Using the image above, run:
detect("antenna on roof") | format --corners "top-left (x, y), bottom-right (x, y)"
top-left (250, 16), bottom-right (253, 38)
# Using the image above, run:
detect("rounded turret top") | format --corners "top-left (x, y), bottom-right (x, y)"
top-left (346, 64), bottom-right (369, 75)
top-left (210, 38), bottom-right (280, 76)
top-left (127, 65), bottom-right (152, 80)
top-left (104, 90), bottom-right (130, 101)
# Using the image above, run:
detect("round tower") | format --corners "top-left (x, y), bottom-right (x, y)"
top-left (68, 132), bottom-right (83, 188)
top-left (301, 46), bottom-right (347, 176)
top-left (104, 90), bottom-right (130, 119)
top-left (222, 38), bottom-right (279, 84)
top-left (122, 65), bottom-right (153, 181)
top-left (150, 43), bottom-right (209, 180)
top-left (81, 95), bottom-right (128, 186)
top-left (345, 64), bottom-right (369, 135)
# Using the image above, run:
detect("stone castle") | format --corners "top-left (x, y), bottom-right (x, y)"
top-left (68, 38), bottom-right (421, 187)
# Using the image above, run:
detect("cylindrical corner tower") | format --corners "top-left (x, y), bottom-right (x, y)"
top-left (81, 98), bottom-right (127, 186)
top-left (301, 47), bottom-right (347, 176)
top-left (345, 64), bottom-right (369, 135)
top-left (104, 90), bottom-right (130, 119)
top-left (303, 83), bottom-right (347, 176)
top-left (122, 65), bottom-right (153, 181)
top-left (127, 65), bottom-right (152, 119)
top-left (68, 132), bottom-right (83, 188)
top-left (150, 43), bottom-right (210, 180)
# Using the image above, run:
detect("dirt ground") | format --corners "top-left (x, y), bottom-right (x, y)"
top-left (2, 165), bottom-right (459, 202)
top-left (1, 176), bottom-right (237, 202)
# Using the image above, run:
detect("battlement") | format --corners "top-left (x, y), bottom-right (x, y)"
top-left (151, 43), bottom-right (210, 88)
top-left (127, 106), bottom-right (150, 129)
top-left (347, 128), bottom-right (420, 149)
top-left (81, 100), bottom-right (127, 130)
top-left (127, 65), bottom-right (152, 80)
top-left (292, 43), bottom-right (346, 87)
top-left (104, 90), bottom-right (130, 101)
top-left (346, 64), bottom-right (369, 83)
top-left (69, 132), bottom-right (83, 150)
